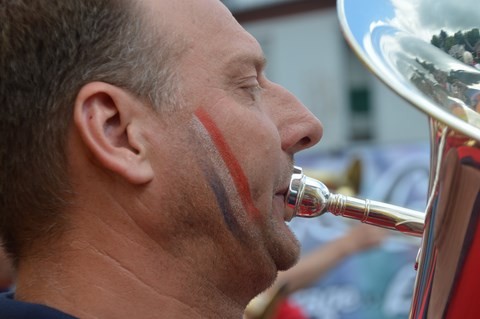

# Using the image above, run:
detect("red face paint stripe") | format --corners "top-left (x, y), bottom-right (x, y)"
top-left (195, 108), bottom-right (260, 218)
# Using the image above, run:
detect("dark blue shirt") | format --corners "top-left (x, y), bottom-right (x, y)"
top-left (0, 292), bottom-right (77, 319)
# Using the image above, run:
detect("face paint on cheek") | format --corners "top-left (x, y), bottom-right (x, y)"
top-left (199, 159), bottom-right (242, 236)
top-left (190, 118), bottom-right (243, 233)
top-left (193, 108), bottom-right (261, 220)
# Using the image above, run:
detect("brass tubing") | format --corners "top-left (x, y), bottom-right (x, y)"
top-left (286, 166), bottom-right (425, 237)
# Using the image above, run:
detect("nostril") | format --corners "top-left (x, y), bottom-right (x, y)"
top-left (284, 136), bottom-right (314, 154)
top-left (280, 107), bottom-right (323, 153)
top-left (298, 136), bottom-right (311, 147)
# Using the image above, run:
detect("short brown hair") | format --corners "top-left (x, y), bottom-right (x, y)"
top-left (0, 0), bottom-right (181, 262)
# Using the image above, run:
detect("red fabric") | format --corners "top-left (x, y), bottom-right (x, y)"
top-left (457, 145), bottom-right (480, 163)
top-left (445, 219), bottom-right (480, 319)
top-left (274, 300), bottom-right (308, 319)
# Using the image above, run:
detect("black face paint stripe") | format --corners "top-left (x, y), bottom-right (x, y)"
top-left (189, 117), bottom-right (243, 237)
top-left (202, 166), bottom-right (241, 236)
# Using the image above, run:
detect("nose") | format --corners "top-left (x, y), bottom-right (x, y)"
top-left (282, 108), bottom-right (323, 154)
top-left (269, 83), bottom-right (323, 154)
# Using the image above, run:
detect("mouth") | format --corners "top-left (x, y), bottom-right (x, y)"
top-left (275, 186), bottom-right (293, 222)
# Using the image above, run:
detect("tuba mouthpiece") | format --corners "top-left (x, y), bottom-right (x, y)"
top-left (286, 166), bottom-right (425, 237)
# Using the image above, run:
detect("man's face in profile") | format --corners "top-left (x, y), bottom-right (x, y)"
top-left (137, 0), bottom-right (322, 284)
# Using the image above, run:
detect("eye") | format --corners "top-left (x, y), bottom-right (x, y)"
top-left (242, 83), bottom-right (261, 96)
top-left (240, 78), bottom-right (263, 101)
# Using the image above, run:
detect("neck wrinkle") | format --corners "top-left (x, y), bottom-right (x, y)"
top-left (14, 213), bottom-right (246, 319)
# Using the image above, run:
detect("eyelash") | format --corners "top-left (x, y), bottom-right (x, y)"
top-left (241, 82), bottom-right (262, 101)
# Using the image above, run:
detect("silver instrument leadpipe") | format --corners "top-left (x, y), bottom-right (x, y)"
top-left (286, 166), bottom-right (425, 237)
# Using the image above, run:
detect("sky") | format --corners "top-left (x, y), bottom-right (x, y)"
top-left (226, 0), bottom-right (479, 42)
top-left (341, 0), bottom-right (479, 44)
top-left (390, 0), bottom-right (479, 40)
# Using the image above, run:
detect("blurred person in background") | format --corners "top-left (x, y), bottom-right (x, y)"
top-left (244, 224), bottom-right (386, 319)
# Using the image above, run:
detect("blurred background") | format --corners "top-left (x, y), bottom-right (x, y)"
top-left (222, 1), bottom-right (430, 318)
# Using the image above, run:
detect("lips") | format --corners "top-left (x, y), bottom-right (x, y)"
top-left (275, 186), bottom-right (292, 222)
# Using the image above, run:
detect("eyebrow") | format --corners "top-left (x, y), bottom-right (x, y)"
top-left (223, 52), bottom-right (267, 76)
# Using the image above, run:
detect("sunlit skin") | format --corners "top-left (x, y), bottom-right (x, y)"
top-left (194, 107), bottom-right (261, 220)
top-left (13, 1), bottom-right (323, 318)
top-left (172, 2), bottom-right (323, 286)
top-left (190, 110), bottom-right (246, 236)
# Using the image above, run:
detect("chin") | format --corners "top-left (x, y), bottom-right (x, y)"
top-left (275, 248), bottom-right (300, 272)
top-left (272, 232), bottom-right (301, 272)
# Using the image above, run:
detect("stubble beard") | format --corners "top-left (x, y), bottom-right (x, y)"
top-left (264, 214), bottom-right (301, 271)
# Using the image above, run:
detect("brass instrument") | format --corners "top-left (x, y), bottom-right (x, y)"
top-left (287, 0), bottom-right (480, 317)
top-left (287, 166), bottom-right (425, 237)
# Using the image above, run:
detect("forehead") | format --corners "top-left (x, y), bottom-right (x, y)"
top-left (143, 0), bottom-right (264, 67)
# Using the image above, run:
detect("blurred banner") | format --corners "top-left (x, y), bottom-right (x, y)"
top-left (290, 142), bottom-right (429, 319)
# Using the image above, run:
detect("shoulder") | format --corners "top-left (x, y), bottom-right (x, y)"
top-left (0, 292), bottom-right (77, 319)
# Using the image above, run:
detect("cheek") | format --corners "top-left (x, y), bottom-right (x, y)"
top-left (230, 114), bottom-right (282, 184)
top-left (192, 108), bottom-right (262, 222)
top-left (229, 110), bottom-right (282, 160)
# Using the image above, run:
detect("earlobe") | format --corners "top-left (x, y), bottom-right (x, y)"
top-left (73, 82), bottom-right (154, 185)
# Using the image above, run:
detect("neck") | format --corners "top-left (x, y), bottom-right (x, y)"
top-left (15, 216), bottom-right (246, 319)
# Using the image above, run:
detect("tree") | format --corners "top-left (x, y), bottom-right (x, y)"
top-left (431, 35), bottom-right (441, 48)
top-left (465, 28), bottom-right (480, 51)
top-left (454, 31), bottom-right (465, 46)
top-left (444, 36), bottom-right (456, 52)
top-left (439, 30), bottom-right (448, 45)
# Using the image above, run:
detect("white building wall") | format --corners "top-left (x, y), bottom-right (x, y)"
top-left (243, 9), bottom-right (349, 152)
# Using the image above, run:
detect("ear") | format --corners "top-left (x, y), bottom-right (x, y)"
top-left (73, 82), bottom-right (154, 184)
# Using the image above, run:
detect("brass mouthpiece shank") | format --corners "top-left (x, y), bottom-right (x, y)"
top-left (286, 166), bottom-right (425, 237)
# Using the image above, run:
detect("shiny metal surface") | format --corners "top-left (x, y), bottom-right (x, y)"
top-left (287, 166), bottom-right (425, 235)
top-left (337, 0), bottom-right (480, 141)
top-left (334, 0), bottom-right (480, 318)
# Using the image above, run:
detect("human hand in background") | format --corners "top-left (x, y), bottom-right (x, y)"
top-left (340, 223), bottom-right (389, 254)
